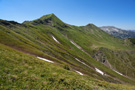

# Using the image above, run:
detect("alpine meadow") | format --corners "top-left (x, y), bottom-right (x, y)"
top-left (0, 13), bottom-right (135, 89)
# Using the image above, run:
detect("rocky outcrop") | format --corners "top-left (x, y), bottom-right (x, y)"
top-left (92, 50), bottom-right (112, 69)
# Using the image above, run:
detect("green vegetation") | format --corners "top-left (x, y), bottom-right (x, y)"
top-left (0, 44), bottom-right (135, 90)
top-left (103, 49), bottom-right (135, 78)
top-left (0, 14), bottom-right (135, 89)
top-left (129, 38), bottom-right (135, 45)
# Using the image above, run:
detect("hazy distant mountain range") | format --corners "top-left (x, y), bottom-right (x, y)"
top-left (100, 26), bottom-right (135, 39)
top-left (128, 30), bottom-right (135, 32)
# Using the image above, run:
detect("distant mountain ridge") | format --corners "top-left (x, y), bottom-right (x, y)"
top-left (100, 26), bottom-right (135, 39)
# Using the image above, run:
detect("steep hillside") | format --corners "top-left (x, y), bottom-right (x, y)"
top-left (0, 14), bottom-right (135, 89)
top-left (129, 38), bottom-right (135, 45)
top-left (1, 44), bottom-right (135, 90)
top-left (100, 26), bottom-right (135, 39)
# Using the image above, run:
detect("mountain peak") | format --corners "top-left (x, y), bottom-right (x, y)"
top-left (39, 13), bottom-right (56, 20)
top-left (23, 13), bottom-right (67, 27)
top-left (86, 23), bottom-right (95, 27)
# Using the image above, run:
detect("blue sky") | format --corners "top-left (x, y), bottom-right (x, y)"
top-left (0, 0), bottom-right (135, 29)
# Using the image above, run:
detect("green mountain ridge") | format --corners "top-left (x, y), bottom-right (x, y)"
top-left (0, 14), bottom-right (135, 89)
top-left (23, 14), bottom-right (67, 27)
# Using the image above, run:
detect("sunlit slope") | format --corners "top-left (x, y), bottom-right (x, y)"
top-left (0, 44), bottom-right (135, 90)
top-left (99, 48), bottom-right (135, 79)
top-left (0, 14), bottom-right (135, 85)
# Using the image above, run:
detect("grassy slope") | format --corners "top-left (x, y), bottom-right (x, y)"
top-left (129, 38), bottom-right (135, 45)
top-left (0, 14), bottom-right (135, 88)
top-left (65, 24), bottom-right (135, 79)
top-left (0, 43), bottom-right (135, 90)
top-left (102, 48), bottom-right (135, 79)
top-left (0, 24), bottom-right (134, 84)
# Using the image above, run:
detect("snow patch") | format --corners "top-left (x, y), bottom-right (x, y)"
top-left (70, 40), bottom-right (87, 53)
top-left (113, 70), bottom-right (123, 76)
top-left (37, 57), bottom-right (54, 63)
top-left (75, 58), bottom-right (86, 65)
top-left (52, 36), bottom-right (59, 43)
top-left (95, 68), bottom-right (104, 75)
top-left (75, 70), bottom-right (83, 75)
top-left (70, 40), bottom-right (82, 49)
top-left (75, 58), bottom-right (90, 68)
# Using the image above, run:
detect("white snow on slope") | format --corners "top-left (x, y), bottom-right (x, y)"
top-left (75, 58), bottom-right (90, 68)
top-left (75, 70), bottom-right (83, 75)
top-left (70, 41), bottom-right (82, 49)
top-left (113, 70), bottom-right (123, 76)
top-left (95, 68), bottom-right (104, 75)
top-left (70, 40), bottom-right (87, 53)
top-left (37, 57), bottom-right (54, 63)
top-left (52, 36), bottom-right (59, 43)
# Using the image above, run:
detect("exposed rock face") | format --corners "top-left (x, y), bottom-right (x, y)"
top-left (92, 50), bottom-right (112, 69)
